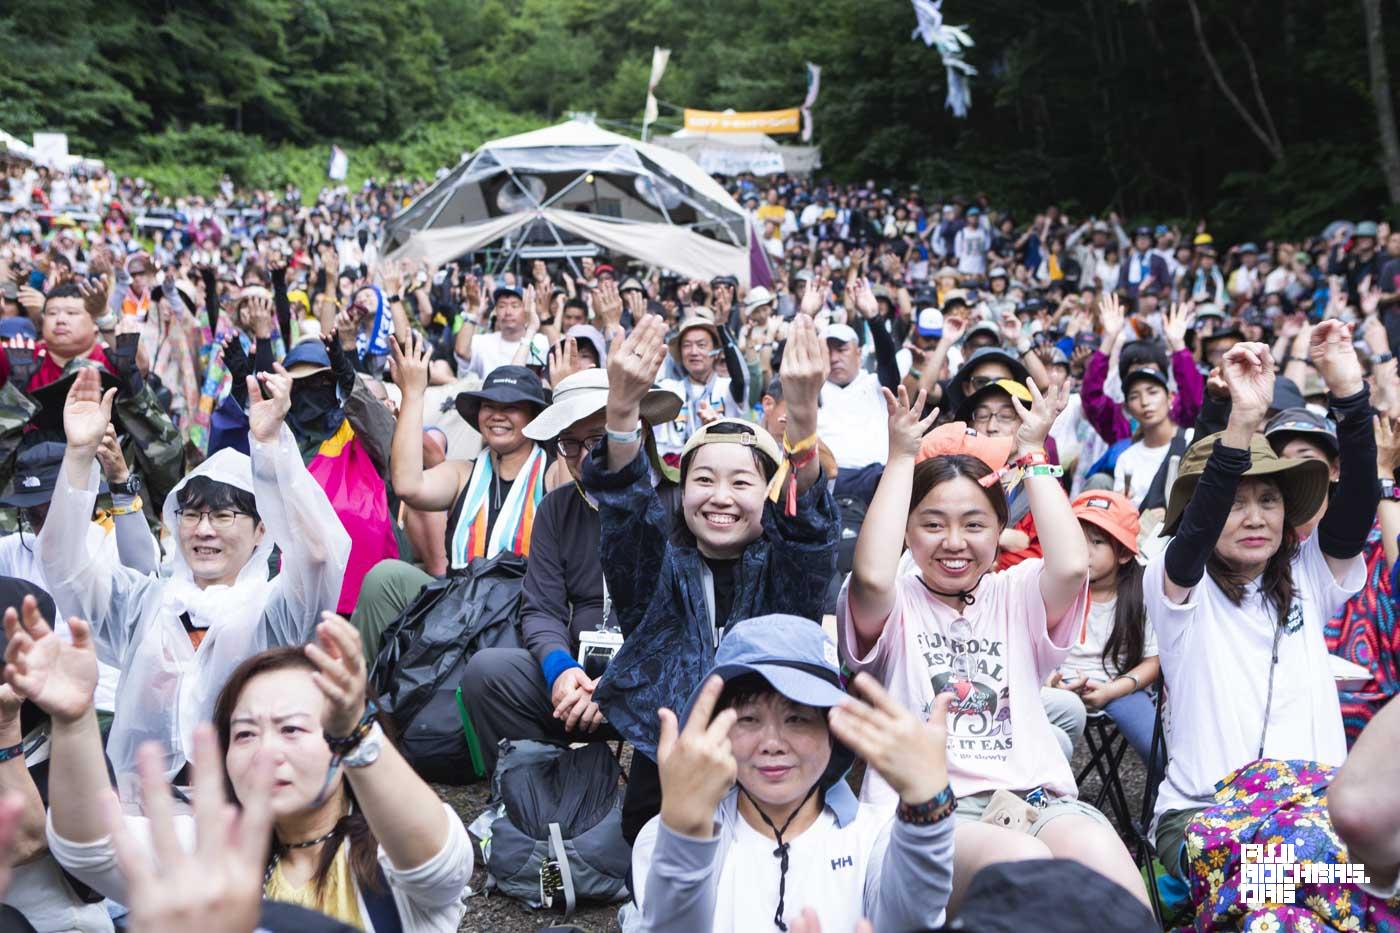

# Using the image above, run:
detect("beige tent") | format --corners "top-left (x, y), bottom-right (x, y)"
top-left (385, 118), bottom-right (759, 285)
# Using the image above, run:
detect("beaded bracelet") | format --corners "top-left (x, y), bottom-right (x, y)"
top-left (324, 699), bottom-right (379, 756)
top-left (897, 784), bottom-right (957, 826)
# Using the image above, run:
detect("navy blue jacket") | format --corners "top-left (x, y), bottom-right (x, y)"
top-left (581, 444), bottom-right (839, 758)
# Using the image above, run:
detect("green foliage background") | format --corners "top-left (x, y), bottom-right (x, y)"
top-left (1, 0), bottom-right (1396, 237)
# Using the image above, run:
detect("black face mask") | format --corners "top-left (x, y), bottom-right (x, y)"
top-left (287, 381), bottom-right (341, 437)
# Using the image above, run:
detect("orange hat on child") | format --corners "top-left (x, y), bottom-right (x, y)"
top-left (1071, 490), bottom-right (1140, 554)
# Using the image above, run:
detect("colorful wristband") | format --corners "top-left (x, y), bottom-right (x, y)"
top-left (109, 495), bottom-right (144, 517)
top-left (896, 784), bottom-right (957, 825)
top-left (606, 423), bottom-right (643, 444)
top-left (1023, 464), bottom-right (1064, 478)
top-left (0, 741), bottom-right (23, 763)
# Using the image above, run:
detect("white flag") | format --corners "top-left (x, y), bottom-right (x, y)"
top-left (644, 47), bottom-right (672, 130)
top-left (327, 145), bottom-right (348, 181)
top-left (801, 63), bottom-right (821, 142)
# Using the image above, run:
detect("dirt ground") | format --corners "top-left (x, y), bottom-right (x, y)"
top-left (439, 733), bottom-right (1154, 932)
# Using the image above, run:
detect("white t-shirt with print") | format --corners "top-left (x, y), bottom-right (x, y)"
top-left (838, 559), bottom-right (1090, 804)
top-left (1113, 438), bottom-right (1174, 507)
top-left (1144, 533), bottom-right (1363, 825)
top-left (1059, 595), bottom-right (1158, 684)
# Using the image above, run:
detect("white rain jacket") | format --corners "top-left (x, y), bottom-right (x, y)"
top-left (39, 425), bottom-right (351, 799)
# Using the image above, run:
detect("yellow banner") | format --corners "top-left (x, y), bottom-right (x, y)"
top-left (683, 108), bottom-right (802, 134)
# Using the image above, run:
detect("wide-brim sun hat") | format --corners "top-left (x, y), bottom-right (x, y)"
top-left (454, 365), bottom-right (550, 432)
top-left (1160, 432), bottom-right (1331, 537)
top-left (523, 369), bottom-right (681, 442)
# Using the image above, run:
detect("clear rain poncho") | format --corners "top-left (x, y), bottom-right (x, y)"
top-left (39, 424), bottom-right (351, 800)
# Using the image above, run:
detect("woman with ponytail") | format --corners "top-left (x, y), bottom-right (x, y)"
top-left (1048, 490), bottom-right (1160, 762)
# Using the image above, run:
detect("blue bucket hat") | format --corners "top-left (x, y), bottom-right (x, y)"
top-left (680, 614), bottom-right (859, 825)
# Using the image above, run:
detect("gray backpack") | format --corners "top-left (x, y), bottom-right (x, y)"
top-left (476, 739), bottom-right (630, 916)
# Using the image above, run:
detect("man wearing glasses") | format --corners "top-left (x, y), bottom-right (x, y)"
top-left (459, 369), bottom-right (681, 777)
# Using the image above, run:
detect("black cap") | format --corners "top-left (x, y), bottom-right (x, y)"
top-left (0, 442), bottom-right (98, 508)
top-left (454, 365), bottom-right (549, 431)
top-left (947, 346), bottom-right (1032, 410)
top-left (1121, 363), bottom-right (1170, 394)
top-left (493, 286), bottom-right (524, 304)
top-left (1265, 407), bottom-right (1339, 457)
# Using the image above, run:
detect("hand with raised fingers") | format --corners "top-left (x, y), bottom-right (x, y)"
top-left (3, 596), bottom-right (97, 725)
top-left (657, 676), bottom-right (738, 838)
top-left (304, 613), bottom-right (368, 737)
top-left (606, 314), bottom-right (668, 420)
top-left (63, 367), bottom-right (117, 455)
top-left (1009, 378), bottom-right (1069, 455)
top-left (1163, 301), bottom-right (1195, 353)
top-left (388, 330), bottom-right (432, 399)
top-left (1097, 291), bottom-right (1124, 345)
top-left (828, 673), bottom-right (952, 806)
top-left (109, 728), bottom-right (272, 933)
top-left (883, 385), bottom-right (939, 461)
top-left (95, 423), bottom-right (131, 485)
top-left (246, 364), bottom-right (293, 444)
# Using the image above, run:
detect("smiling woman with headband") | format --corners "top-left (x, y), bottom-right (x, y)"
top-left (839, 380), bottom-right (1149, 911)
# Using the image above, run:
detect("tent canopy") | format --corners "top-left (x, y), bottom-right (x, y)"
top-left (656, 129), bottom-right (822, 177)
top-left (385, 118), bottom-right (760, 285)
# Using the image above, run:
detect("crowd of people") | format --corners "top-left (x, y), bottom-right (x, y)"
top-left (0, 151), bottom-right (1399, 933)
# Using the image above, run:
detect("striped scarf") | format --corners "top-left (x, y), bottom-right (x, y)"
top-left (449, 444), bottom-right (549, 569)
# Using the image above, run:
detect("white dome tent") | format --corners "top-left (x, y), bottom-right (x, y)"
top-left (385, 118), bottom-right (761, 285)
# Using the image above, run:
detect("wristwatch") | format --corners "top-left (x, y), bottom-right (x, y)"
top-left (1375, 352), bottom-right (1395, 365)
top-left (341, 721), bottom-right (384, 769)
top-left (109, 475), bottom-right (142, 497)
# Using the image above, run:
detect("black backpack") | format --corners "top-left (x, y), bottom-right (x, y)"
top-left (370, 552), bottom-right (527, 783)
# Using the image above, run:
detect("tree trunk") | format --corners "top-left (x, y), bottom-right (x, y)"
top-left (1184, 0), bottom-right (1285, 163)
top-left (1362, 0), bottom-right (1400, 204)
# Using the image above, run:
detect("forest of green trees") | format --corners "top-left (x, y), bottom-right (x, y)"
top-left (3, 0), bottom-right (1400, 237)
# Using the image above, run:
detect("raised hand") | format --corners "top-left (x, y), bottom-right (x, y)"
top-left (17, 286), bottom-right (44, 319)
top-left (595, 279), bottom-right (624, 328)
top-left (1375, 416), bottom-right (1400, 479)
top-left (1009, 378), bottom-right (1069, 454)
top-left (388, 330), bottom-right (432, 399)
top-left (828, 673), bottom-right (952, 806)
top-left (377, 261), bottom-right (405, 297)
top-left (1163, 301), bottom-right (1195, 352)
top-left (245, 295), bottom-right (273, 340)
top-left (246, 364), bottom-right (292, 444)
top-left (95, 424), bottom-right (131, 485)
top-left (998, 309), bottom-right (1023, 346)
top-left (1308, 319), bottom-right (1365, 398)
top-left (938, 312), bottom-right (967, 347)
top-left (303, 613), bottom-right (368, 737)
top-left (1360, 276), bottom-right (1382, 318)
top-left (850, 278), bottom-right (880, 320)
top-left (778, 313), bottom-right (830, 421)
top-left (76, 274), bottom-right (111, 319)
top-left (1220, 342), bottom-right (1276, 425)
top-left (606, 313), bottom-right (668, 420)
top-left (623, 287), bottom-right (646, 321)
top-left (109, 728), bottom-right (272, 933)
top-left (62, 367), bottom-right (117, 454)
top-left (3, 597), bottom-right (98, 725)
top-left (1097, 291), bottom-right (1124, 344)
top-left (883, 385), bottom-right (938, 460)
top-left (549, 336), bottom-right (586, 387)
top-left (656, 676), bottom-right (738, 838)
top-left (800, 271), bottom-right (830, 317)
top-left (461, 275), bottom-right (483, 319)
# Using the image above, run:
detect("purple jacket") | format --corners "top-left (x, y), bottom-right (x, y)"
top-left (1080, 348), bottom-right (1204, 445)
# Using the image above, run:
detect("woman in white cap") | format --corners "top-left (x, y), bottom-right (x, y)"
top-left (656, 311), bottom-right (748, 461)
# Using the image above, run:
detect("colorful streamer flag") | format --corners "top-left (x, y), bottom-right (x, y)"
top-left (910, 0), bottom-right (976, 118)
top-left (327, 145), bottom-right (348, 181)
top-left (643, 47), bottom-right (672, 136)
top-left (801, 63), bottom-right (822, 142)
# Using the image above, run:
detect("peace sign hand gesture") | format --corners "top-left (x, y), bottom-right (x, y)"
top-left (657, 676), bottom-right (738, 838)
top-left (829, 673), bottom-right (952, 805)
